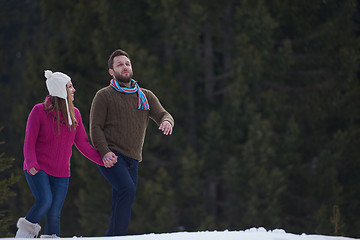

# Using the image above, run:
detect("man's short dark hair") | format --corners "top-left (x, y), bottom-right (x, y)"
top-left (108, 49), bottom-right (130, 69)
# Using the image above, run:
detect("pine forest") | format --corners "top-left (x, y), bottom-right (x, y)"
top-left (0, 0), bottom-right (359, 238)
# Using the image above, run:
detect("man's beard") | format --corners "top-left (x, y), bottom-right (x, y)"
top-left (114, 72), bottom-right (132, 83)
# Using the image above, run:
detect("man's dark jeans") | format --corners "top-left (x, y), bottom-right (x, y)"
top-left (98, 152), bottom-right (138, 236)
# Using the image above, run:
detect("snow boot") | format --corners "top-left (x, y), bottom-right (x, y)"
top-left (15, 217), bottom-right (41, 238)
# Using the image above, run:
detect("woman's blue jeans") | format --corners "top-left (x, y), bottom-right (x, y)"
top-left (24, 170), bottom-right (69, 236)
top-left (98, 152), bottom-right (138, 236)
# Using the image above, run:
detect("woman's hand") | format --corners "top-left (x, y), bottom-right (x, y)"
top-left (103, 152), bottom-right (118, 168)
top-left (29, 167), bottom-right (38, 175)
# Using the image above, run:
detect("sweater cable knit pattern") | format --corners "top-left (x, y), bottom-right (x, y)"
top-left (23, 97), bottom-right (104, 177)
top-left (90, 84), bottom-right (174, 161)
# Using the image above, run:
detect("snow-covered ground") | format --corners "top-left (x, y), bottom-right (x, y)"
top-left (107, 227), bottom-right (356, 240)
top-left (4, 227), bottom-right (359, 240)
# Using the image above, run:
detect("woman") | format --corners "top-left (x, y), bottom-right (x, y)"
top-left (15, 70), bottom-right (117, 238)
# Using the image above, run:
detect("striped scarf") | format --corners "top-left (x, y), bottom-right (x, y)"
top-left (110, 79), bottom-right (150, 111)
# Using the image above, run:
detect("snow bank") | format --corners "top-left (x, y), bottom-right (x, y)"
top-left (4, 227), bottom-right (358, 240)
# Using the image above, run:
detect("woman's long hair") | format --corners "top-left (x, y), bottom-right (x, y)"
top-left (44, 87), bottom-right (77, 134)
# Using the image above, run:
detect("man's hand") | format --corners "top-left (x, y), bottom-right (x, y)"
top-left (158, 121), bottom-right (173, 135)
top-left (29, 167), bottom-right (38, 175)
top-left (103, 152), bottom-right (118, 168)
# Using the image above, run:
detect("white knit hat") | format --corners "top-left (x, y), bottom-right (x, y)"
top-left (45, 70), bottom-right (72, 125)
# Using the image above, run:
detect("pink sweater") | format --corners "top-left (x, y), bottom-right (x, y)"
top-left (23, 98), bottom-right (104, 177)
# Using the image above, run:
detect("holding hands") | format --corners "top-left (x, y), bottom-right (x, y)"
top-left (103, 152), bottom-right (118, 168)
top-left (29, 152), bottom-right (118, 172)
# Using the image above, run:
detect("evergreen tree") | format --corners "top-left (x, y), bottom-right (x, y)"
top-left (0, 127), bottom-right (20, 237)
top-left (197, 111), bottom-right (226, 229)
top-left (266, 0), bottom-right (360, 236)
top-left (131, 167), bottom-right (178, 234)
top-left (73, 150), bottom-right (111, 237)
top-left (177, 146), bottom-right (206, 231)
top-left (1, 0), bottom-right (360, 237)
top-left (222, 0), bottom-right (288, 230)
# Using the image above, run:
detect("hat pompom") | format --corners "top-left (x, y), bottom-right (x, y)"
top-left (44, 70), bottom-right (53, 79)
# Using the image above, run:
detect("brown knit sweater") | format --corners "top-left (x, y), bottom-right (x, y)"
top-left (89, 83), bottom-right (174, 161)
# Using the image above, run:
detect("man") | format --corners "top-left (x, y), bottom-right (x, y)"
top-left (90, 49), bottom-right (174, 236)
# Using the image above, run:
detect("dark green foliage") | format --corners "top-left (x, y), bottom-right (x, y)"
top-left (132, 167), bottom-right (178, 234)
top-left (71, 150), bottom-right (111, 237)
top-left (0, 128), bottom-right (20, 237)
top-left (1, 0), bottom-right (360, 238)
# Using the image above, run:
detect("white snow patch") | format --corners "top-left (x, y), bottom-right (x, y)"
top-left (3, 227), bottom-right (358, 240)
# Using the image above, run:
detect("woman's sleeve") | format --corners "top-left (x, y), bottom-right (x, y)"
top-left (23, 106), bottom-right (41, 172)
top-left (74, 109), bottom-right (104, 166)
